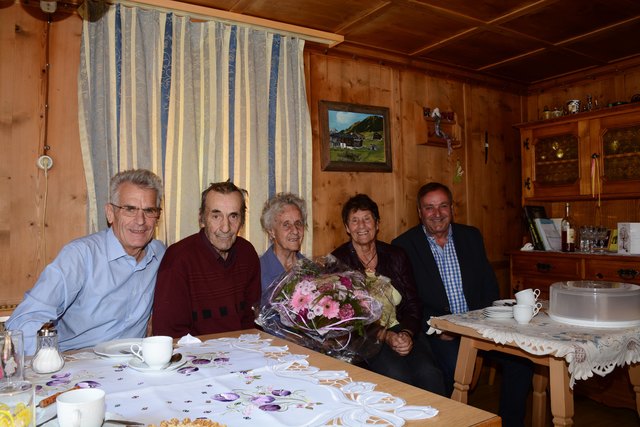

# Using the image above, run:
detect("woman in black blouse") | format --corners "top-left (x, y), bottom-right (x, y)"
top-left (332, 194), bottom-right (446, 395)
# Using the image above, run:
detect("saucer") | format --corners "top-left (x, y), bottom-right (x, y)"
top-left (492, 299), bottom-right (516, 307)
top-left (483, 306), bottom-right (513, 318)
top-left (94, 338), bottom-right (142, 358)
top-left (127, 355), bottom-right (186, 373)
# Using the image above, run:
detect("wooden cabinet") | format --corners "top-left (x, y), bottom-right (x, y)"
top-left (510, 252), bottom-right (582, 299)
top-left (516, 103), bottom-right (640, 201)
top-left (509, 250), bottom-right (640, 410)
top-left (509, 251), bottom-right (640, 296)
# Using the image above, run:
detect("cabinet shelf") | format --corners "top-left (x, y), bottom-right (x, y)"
top-left (605, 152), bottom-right (640, 159)
top-left (536, 158), bottom-right (578, 166)
top-left (515, 102), bottom-right (640, 129)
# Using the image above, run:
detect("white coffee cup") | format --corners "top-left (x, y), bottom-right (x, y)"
top-left (56, 388), bottom-right (105, 427)
top-left (130, 336), bottom-right (173, 369)
top-left (515, 288), bottom-right (540, 306)
top-left (513, 304), bottom-right (536, 324)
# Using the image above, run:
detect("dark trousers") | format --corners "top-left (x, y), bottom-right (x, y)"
top-left (362, 332), bottom-right (447, 396)
top-left (427, 334), bottom-right (534, 427)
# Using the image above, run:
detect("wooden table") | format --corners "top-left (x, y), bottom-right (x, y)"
top-left (429, 318), bottom-right (640, 427)
top-left (201, 329), bottom-right (501, 426)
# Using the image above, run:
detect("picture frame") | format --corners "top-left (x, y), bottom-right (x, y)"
top-left (319, 101), bottom-right (392, 172)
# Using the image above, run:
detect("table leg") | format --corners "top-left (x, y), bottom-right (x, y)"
top-left (451, 336), bottom-right (478, 403)
top-left (548, 357), bottom-right (574, 427)
top-left (531, 365), bottom-right (548, 427)
top-left (629, 363), bottom-right (640, 417)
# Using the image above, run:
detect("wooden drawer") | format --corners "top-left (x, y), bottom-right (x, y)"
top-left (584, 258), bottom-right (640, 284)
top-left (511, 253), bottom-right (581, 278)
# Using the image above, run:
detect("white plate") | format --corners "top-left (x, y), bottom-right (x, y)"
top-left (127, 356), bottom-right (186, 373)
top-left (94, 338), bottom-right (142, 358)
top-left (493, 299), bottom-right (517, 307)
top-left (483, 307), bottom-right (513, 318)
top-left (483, 306), bottom-right (513, 314)
top-left (483, 312), bottom-right (513, 319)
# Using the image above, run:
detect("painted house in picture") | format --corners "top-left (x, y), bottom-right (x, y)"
top-left (330, 131), bottom-right (364, 148)
top-left (329, 114), bottom-right (383, 150)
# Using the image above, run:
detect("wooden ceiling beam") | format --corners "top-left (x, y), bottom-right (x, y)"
top-left (119, 0), bottom-right (344, 46)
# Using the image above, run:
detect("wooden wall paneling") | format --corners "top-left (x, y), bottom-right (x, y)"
top-left (465, 84), bottom-right (523, 297)
top-left (0, 3), bottom-right (18, 313)
top-left (395, 69), bottom-right (427, 234)
top-left (44, 14), bottom-right (86, 262)
top-left (2, 5), bottom-right (47, 309)
top-left (0, 5), bottom-right (85, 311)
top-left (420, 76), bottom-right (466, 223)
top-left (623, 71), bottom-right (640, 99)
top-left (309, 52), bottom-right (401, 257)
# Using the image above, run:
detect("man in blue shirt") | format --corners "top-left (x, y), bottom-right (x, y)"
top-left (7, 169), bottom-right (166, 354)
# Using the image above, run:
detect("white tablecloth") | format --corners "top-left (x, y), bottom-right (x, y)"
top-left (29, 334), bottom-right (438, 426)
top-left (427, 308), bottom-right (640, 388)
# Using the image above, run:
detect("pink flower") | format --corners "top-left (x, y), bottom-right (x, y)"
top-left (318, 283), bottom-right (333, 293)
top-left (319, 296), bottom-right (340, 319)
top-left (297, 279), bottom-right (316, 295)
top-left (338, 303), bottom-right (355, 320)
top-left (291, 288), bottom-right (313, 312)
top-left (339, 276), bottom-right (353, 289)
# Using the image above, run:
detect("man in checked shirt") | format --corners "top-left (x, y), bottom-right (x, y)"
top-left (393, 182), bottom-right (533, 427)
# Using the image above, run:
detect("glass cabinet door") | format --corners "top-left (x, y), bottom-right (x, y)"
top-left (534, 133), bottom-right (580, 186)
top-left (601, 124), bottom-right (640, 182)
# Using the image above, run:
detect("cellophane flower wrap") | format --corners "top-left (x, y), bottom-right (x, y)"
top-left (256, 255), bottom-right (389, 363)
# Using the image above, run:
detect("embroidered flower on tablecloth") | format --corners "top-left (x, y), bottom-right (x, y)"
top-left (212, 385), bottom-right (319, 419)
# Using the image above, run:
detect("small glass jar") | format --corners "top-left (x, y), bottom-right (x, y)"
top-left (31, 321), bottom-right (64, 374)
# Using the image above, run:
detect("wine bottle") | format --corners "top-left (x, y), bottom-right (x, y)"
top-left (561, 202), bottom-right (575, 252)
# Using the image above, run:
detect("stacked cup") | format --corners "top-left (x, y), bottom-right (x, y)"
top-left (513, 288), bottom-right (542, 324)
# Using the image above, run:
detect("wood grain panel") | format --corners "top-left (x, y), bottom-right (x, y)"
top-left (0, 5), bottom-right (85, 310)
top-left (307, 49), bottom-right (525, 298)
top-left (3, 6), bottom-right (47, 307)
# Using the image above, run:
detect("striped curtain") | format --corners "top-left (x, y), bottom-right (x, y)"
top-left (78, 4), bottom-right (313, 255)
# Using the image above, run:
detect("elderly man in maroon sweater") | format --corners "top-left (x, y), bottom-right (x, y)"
top-left (153, 181), bottom-right (261, 337)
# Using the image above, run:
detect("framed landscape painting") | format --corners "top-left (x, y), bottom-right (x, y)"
top-left (319, 101), bottom-right (392, 172)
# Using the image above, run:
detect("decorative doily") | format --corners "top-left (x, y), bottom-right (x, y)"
top-left (427, 310), bottom-right (640, 387)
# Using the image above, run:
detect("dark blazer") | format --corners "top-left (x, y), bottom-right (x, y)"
top-left (391, 223), bottom-right (499, 330)
top-left (332, 240), bottom-right (423, 336)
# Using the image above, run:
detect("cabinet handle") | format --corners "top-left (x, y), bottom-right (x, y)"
top-left (524, 138), bottom-right (529, 150)
top-left (617, 269), bottom-right (639, 280)
top-left (524, 177), bottom-right (531, 190)
top-left (536, 263), bottom-right (551, 272)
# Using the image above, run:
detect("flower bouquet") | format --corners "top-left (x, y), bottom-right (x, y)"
top-left (256, 255), bottom-right (390, 363)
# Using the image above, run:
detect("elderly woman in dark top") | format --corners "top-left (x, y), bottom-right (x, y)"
top-left (259, 193), bottom-right (307, 298)
top-left (332, 194), bottom-right (446, 395)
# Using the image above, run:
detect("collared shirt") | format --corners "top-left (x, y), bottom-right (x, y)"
top-left (7, 228), bottom-right (165, 355)
top-left (423, 225), bottom-right (469, 314)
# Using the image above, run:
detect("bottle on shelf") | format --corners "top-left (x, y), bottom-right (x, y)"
top-left (561, 202), bottom-right (576, 252)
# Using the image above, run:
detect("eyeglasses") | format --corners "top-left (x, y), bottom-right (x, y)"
top-left (110, 203), bottom-right (162, 219)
